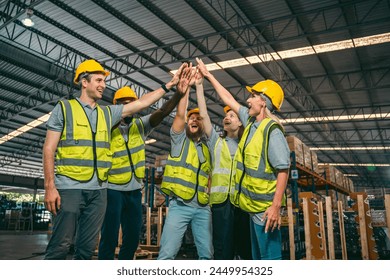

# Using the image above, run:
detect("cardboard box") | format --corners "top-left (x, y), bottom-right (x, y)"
top-left (155, 154), bottom-right (168, 167)
top-left (287, 136), bottom-right (304, 167)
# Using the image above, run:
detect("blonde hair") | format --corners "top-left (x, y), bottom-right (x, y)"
top-left (265, 108), bottom-right (285, 132)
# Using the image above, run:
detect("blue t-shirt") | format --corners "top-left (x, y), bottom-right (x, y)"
top-left (46, 98), bottom-right (123, 190)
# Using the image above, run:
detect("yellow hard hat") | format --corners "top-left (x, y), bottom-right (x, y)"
top-left (113, 86), bottom-right (138, 104)
top-left (223, 106), bottom-right (231, 114)
top-left (187, 108), bottom-right (200, 119)
top-left (246, 79), bottom-right (284, 111)
top-left (74, 59), bottom-right (110, 84)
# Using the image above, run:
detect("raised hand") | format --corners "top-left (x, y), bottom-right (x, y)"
top-left (177, 62), bottom-right (195, 95)
top-left (196, 57), bottom-right (211, 78)
top-left (170, 62), bottom-right (188, 86)
top-left (195, 66), bottom-right (204, 86)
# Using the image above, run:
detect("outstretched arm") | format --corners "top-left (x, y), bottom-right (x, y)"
top-left (171, 64), bottom-right (195, 133)
top-left (195, 69), bottom-right (212, 137)
top-left (149, 90), bottom-right (184, 128)
top-left (196, 57), bottom-right (241, 114)
top-left (122, 63), bottom-right (188, 118)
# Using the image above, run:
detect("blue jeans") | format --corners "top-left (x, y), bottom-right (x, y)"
top-left (157, 199), bottom-right (213, 260)
top-left (45, 189), bottom-right (107, 260)
top-left (98, 189), bottom-right (142, 260)
top-left (250, 215), bottom-right (282, 260)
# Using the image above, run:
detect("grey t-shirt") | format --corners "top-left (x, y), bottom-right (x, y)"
top-left (206, 128), bottom-right (239, 162)
top-left (107, 114), bottom-right (153, 191)
top-left (168, 128), bottom-right (210, 209)
top-left (46, 98), bottom-right (123, 190)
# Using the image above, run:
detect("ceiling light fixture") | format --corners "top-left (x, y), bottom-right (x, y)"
top-left (0, 113), bottom-right (50, 145)
top-left (318, 163), bottom-right (390, 167)
top-left (281, 112), bottom-right (389, 124)
top-left (310, 146), bottom-right (389, 151)
top-left (21, 8), bottom-right (35, 27)
top-left (145, 138), bottom-right (156, 145)
top-left (170, 32), bottom-right (390, 74)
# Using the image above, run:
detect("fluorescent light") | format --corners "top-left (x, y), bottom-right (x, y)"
top-left (217, 58), bottom-right (249, 69)
top-left (344, 174), bottom-right (359, 177)
top-left (145, 138), bottom-right (156, 145)
top-left (0, 113), bottom-right (51, 145)
top-left (311, 146), bottom-right (389, 151)
top-left (170, 32), bottom-right (390, 73)
top-left (281, 112), bottom-right (388, 124)
top-left (318, 163), bottom-right (390, 167)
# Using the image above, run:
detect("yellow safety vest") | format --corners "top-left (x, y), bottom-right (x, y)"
top-left (231, 118), bottom-right (280, 213)
top-left (108, 118), bottom-right (145, 184)
top-left (161, 138), bottom-right (211, 205)
top-left (209, 137), bottom-right (234, 205)
top-left (56, 99), bottom-right (112, 182)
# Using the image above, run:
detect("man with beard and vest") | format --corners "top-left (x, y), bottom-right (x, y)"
top-left (98, 79), bottom-right (188, 260)
top-left (194, 68), bottom-right (252, 260)
top-left (157, 65), bottom-right (213, 259)
top-left (42, 59), bottom-right (189, 259)
top-left (197, 57), bottom-right (290, 260)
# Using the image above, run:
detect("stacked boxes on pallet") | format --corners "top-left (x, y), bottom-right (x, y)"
top-left (310, 150), bottom-right (319, 174)
top-left (287, 135), bottom-right (320, 173)
top-left (318, 164), bottom-right (336, 184)
top-left (287, 136), bottom-right (305, 167)
top-left (154, 154), bottom-right (168, 169)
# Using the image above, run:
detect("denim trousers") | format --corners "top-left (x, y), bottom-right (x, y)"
top-left (98, 189), bottom-right (142, 260)
top-left (44, 189), bottom-right (107, 260)
top-left (157, 199), bottom-right (213, 260)
top-left (250, 216), bottom-right (282, 260)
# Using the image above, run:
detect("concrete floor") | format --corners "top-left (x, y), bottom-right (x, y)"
top-left (0, 230), bottom-right (48, 260)
top-left (0, 230), bottom-right (195, 260)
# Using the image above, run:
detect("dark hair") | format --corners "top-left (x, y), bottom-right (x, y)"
top-left (221, 125), bottom-right (244, 140)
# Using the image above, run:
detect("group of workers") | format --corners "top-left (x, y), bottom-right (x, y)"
top-left (42, 58), bottom-right (290, 261)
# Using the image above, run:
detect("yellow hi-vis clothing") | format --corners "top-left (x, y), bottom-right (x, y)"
top-left (56, 99), bottom-right (112, 182)
top-left (161, 138), bottom-right (211, 205)
top-left (231, 118), bottom-right (280, 213)
top-left (209, 138), bottom-right (234, 205)
top-left (108, 118), bottom-right (145, 184)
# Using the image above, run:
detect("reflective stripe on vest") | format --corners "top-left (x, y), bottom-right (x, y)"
top-left (108, 118), bottom-right (146, 184)
top-left (161, 138), bottom-right (211, 205)
top-left (209, 137), bottom-right (234, 205)
top-left (231, 118), bottom-right (278, 213)
top-left (56, 99), bottom-right (112, 182)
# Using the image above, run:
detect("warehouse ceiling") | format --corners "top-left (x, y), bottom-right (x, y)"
top-left (0, 0), bottom-right (389, 192)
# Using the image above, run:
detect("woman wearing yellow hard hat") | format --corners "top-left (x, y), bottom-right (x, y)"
top-left (196, 58), bottom-right (290, 260)
top-left (194, 70), bottom-right (252, 260)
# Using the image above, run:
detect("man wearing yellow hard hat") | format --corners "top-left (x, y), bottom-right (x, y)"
top-left (158, 64), bottom-right (213, 260)
top-left (42, 59), bottom-right (190, 259)
top-left (197, 57), bottom-right (290, 260)
top-left (98, 82), bottom-right (188, 260)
